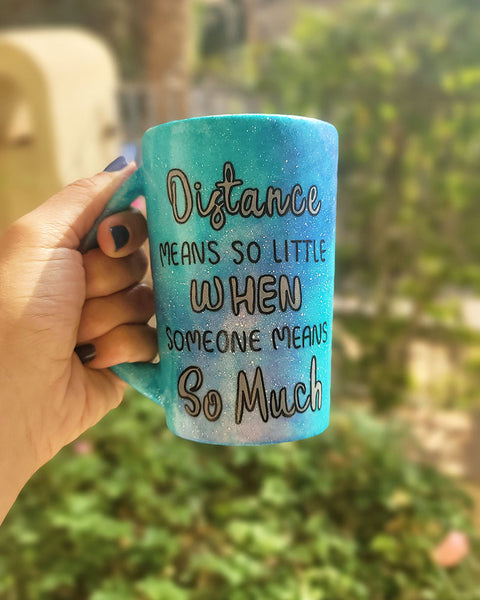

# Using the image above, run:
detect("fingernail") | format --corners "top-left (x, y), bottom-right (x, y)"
top-left (104, 156), bottom-right (128, 172)
top-left (75, 343), bottom-right (96, 364)
top-left (110, 225), bottom-right (130, 251)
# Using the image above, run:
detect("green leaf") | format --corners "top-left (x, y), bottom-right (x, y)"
top-left (136, 578), bottom-right (189, 600)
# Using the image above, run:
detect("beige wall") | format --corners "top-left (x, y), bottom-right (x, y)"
top-left (0, 28), bottom-right (120, 230)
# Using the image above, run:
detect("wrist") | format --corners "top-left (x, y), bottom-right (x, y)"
top-left (0, 427), bottom-right (39, 525)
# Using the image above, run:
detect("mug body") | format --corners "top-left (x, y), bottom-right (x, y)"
top-left (141, 114), bottom-right (338, 445)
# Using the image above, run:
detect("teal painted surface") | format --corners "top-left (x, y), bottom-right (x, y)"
top-left (83, 114), bottom-right (338, 445)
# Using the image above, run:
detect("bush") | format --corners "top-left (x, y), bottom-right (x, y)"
top-left (253, 0), bottom-right (480, 410)
top-left (1, 392), bottom-right (478, 599)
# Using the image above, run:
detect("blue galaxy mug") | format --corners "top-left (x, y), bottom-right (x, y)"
top-left (82, 114), bottom-right (338, 445)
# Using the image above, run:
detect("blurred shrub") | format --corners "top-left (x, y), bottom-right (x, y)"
top-left (1, 392), bottom-right (478, 599)
top-left (197, 0), bottom-right (246, 57)
top-left (253, 0), bottom-right (480, 409)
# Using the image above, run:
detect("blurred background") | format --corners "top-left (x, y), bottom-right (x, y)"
top-left (1, 0), bottom-right (480, 598)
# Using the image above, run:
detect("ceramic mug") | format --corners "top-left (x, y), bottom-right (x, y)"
top-left (81, 114), bottom-right (338, 445)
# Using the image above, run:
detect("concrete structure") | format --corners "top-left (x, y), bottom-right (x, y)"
top-left (0, 27), bottom-right (120, 229)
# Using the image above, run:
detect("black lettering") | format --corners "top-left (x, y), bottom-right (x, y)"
top-left (181, 241), bottom-right (192, 264)
top-left (166, 163), bottom-right (325, 230)
top-left (265, 186), bottom-right (282, 216)
top-left (291, 240), bottom-right (301, 262)
top-left (178, 366), bottom-right (203, 417)
top-left (167, 169), bottom-right (193, 224)
top-left (159, 242), bottom-right (170, 267)
top-left (239, 188), bottom-right (261, 217)
top-left (272, 326), bottom-right (290, 350)
top-left (230, 275), bottom-right (255, 316)
top-left (231, 240), bottom-right (244, 265)
top-left (309, 356), bottom-right (322, 410)
top-left (279, 275), bottom-right (302, 312)
top-left (203, 390), bottom-right (222, 422)
top-left (292, 326), bottom-right (301, 349)
top-left (185, 329), bottom-right (201, 352)
top-left (231, 330), bottom-right (247, 353)
top-left (207, 240), bottom-right (220, 265)
top-left (258, 274), bottom-right (277, 314)
top-left (173, 330), bottom-right (184, 351)
top-left (191, 241), bottom-right (206, 264)
top-left (217, 161), bottom-right (243, 215)
top-left (294, 382), bottom-right (309, 412)
top-left (166, 326), bottom-right (173, 350)
top-left (216, 330), bottom-right (229, 353)
top-left (307, 186), bottom-right (321, 215)
top-left (171, 242), bottom-right (179, 265)
top-left (319, 239), bottom-right (327, 262)
top-left (270, 387), bottom-right (295, 418)
top-left (196, 187), bottom-right (220, 218)
top-left (273, 239), bottom-right (282, 263)
top-left (250, 329), bottom-right (262, 352)
top-left (291, 184), bottom-right (306, 216)
top-left (302, 325), bottom-right (312, 348)
top-left (246, 242), bottom-right (261, 263)
top-left (202, 330), bottom-right (214, 353)
top-left (236, 368), bottom-right (269, 424)
top-left (190, 277), bottom-right (224, 313)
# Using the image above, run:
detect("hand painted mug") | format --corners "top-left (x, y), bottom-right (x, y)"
top-left (81, 114), bottom-right (338, 445)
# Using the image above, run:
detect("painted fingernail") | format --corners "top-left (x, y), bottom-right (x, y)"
top-left (75, 344), bottom-right (96, 364)
top-left (110, 225), bottom-right (130, 251)
top-left (104, 156), bottom-right (128, 172)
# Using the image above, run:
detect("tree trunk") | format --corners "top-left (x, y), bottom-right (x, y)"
top-left (142, 0), bottom-right (191, 124)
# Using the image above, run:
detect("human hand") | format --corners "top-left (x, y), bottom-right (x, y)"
top-left (0, 162), bottom-right (157, 523)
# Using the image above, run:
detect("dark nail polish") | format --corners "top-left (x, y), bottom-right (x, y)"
top-left (104, 156), bottom-right (128, 172)
top-left (110, 225), bottom-right (130, 251)
top-left (75, 344), bottom-right (96, 364)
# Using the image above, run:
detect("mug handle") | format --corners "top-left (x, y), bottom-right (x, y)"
top-left (79, 167), bottom-right (163, 405)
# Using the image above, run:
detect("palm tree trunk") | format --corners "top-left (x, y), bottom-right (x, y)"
top-left (142, 0), bottom-right (191, 124)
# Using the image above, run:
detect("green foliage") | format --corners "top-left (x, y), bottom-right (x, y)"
top-left (253, 0), bottom-right (480, 409)
top-left (1, 394), bottom-right (478, 599)
top-left (197, 0), bottom-right (246, 57)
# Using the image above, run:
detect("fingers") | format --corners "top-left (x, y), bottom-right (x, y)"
top-left (96, 208), bottom-right (148, 258)
top-left (22, 162), bottom-right (137, 249)
top-left (77, 283), bottom-right (155, 343)
top-left (83, 207), bottom-right (149, 298)
top-left (76, 324), bottom-right (158, 369)
top-left (78, 188), bottom-right (154, 369)
top-left (83, 248), bottom-right (148, 299)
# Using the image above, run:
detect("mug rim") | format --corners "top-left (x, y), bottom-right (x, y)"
top-left (144, 113), bottom-right (336, 138)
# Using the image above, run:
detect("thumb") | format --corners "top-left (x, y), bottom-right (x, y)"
top-left (21, 162), bottom-right (137, 250)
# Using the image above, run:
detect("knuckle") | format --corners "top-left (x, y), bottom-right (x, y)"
top-left (131, 327), bottom-right (157, 362)
top-left (77, 313), bottom-right (96, 341)
top-left (83, 247), bottom-right (102, 269)
top-left (132, 213), bottom-right (148, 238)
top-left (129, 283), bottom-right (155, 314)
top-left (132, 249), bottom-right (149, 277)
top-left (145, 328), bottom-right (159, 359)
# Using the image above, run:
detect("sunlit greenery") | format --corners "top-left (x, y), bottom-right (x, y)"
top-left (253, 0), bottom-right (480, 408)
top-left (1, 0), bottom-right (479, 597)
top-left (1, 394), bottom-right (478, 599)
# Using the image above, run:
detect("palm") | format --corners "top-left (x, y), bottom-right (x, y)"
top-left (8, 245), bottom-right (124, 465)
top-left (0, 167), bottom-right (156, 523)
